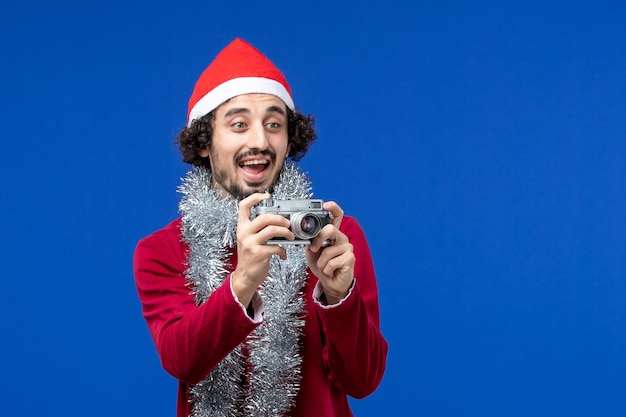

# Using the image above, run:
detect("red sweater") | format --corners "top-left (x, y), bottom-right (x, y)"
top-left (133, 216), bottom-right (387, 416)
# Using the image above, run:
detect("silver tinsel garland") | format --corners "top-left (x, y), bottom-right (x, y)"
top-left (178, 163), bottom-right (313, 417)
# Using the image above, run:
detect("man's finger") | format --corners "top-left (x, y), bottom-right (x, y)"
top-left (238, 193), bottom-right (271, 222)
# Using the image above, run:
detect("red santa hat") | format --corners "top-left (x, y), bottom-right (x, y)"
top-left (187, 38), bottom-right (295, 126)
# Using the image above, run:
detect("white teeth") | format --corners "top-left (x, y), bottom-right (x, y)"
top-left (240, 159), bottom-right (268, 166)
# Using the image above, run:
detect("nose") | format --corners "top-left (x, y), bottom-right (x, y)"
top-left (246, 123), bottom-right (269, 150)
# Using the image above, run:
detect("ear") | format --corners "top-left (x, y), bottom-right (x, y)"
top-left (198, 147), bottom-right (210, 158)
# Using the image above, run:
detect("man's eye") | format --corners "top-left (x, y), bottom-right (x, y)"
top-left (232, 121), bottom-right (246, 129)
top-left (267, 122), bottom-right (280, 129)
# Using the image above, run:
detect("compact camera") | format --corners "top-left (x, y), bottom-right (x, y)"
top-left (250, 198), bottom-right (332, 245)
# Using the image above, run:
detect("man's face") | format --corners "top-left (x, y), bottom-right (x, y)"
top-left (199, 93), bottom-right (290, 199)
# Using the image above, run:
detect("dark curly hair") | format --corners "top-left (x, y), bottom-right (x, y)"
top-left (175, 107), bottom-right (316, 171)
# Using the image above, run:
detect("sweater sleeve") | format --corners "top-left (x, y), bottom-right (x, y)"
top-left (314, 216), bottom-right (388, 399)
top-left (133, 219), bottom-right (259, 384)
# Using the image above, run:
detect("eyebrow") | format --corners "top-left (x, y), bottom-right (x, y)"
top-left (267, 105), bottom-right (286, 116)
top-left (223, 105), bottom-right (286, 118)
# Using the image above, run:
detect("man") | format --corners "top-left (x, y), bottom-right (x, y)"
top-left (133, 38), bottom-right (387, 417)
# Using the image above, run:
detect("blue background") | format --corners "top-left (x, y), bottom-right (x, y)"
top-left (1, 1), bottom-right (625, 416)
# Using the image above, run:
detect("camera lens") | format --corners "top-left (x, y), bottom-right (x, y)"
top-left (290, 212), bottom-right (322, 239)
top-left (301, 215), bottom-right (319, 234)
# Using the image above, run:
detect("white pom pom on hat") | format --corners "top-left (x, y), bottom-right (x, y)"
top-left (187, 38), bottom-right (295, 127)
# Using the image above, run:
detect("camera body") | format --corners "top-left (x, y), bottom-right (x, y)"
top-left (250, 198), bottom-right (332, 245)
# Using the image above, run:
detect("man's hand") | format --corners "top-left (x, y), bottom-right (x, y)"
top-left (306, 201), bottom-right (355, 305)
top-left (231, 193), bottom-right (294, 307)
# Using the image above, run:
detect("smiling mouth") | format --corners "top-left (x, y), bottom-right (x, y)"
top-left (239, 159), bottom-right (270, 175)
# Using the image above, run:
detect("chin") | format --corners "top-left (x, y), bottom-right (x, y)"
top-left (220, 169), bottom-right (282, 199)
top-left (225, 183), bottom-right (266, 200)
top-left (246, 183), bottom-right (272, 196)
